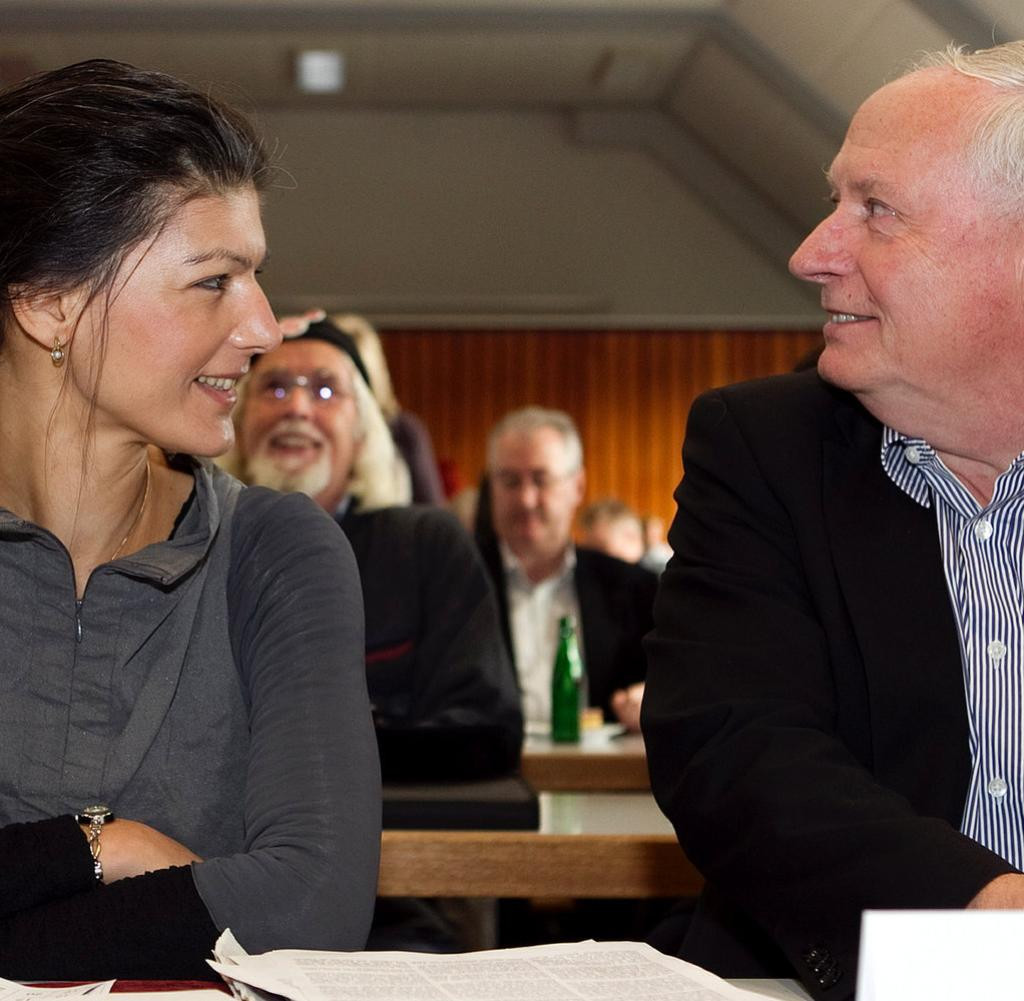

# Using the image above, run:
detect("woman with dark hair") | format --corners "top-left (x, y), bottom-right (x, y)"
top-left (0, 60), bottom-right (380, 978)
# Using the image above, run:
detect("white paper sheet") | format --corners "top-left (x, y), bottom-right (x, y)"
top-left (0, 979), bottom-right (114, 1000)
top-left (109, 994), bottom-right (225, 1001)
top-left (211, 933), bottom-right (771, 1001)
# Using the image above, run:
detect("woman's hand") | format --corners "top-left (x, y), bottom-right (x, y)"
top-left (89, 819), bottom-right (201, 883)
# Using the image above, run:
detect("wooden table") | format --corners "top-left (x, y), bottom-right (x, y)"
top-left (379, 790), bottom-right (701, 898)
top-left (520, 729), bottom-right (649, 791)
top-left (735, 979), bottom-right (812, 1000)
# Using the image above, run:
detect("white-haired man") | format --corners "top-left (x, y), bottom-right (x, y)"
top-left (643, 41), bottom-right (1024, 999)
top-left (229, 318), bottom-right (522, 782)
top-left (480, 406), bottom-right (657, 732)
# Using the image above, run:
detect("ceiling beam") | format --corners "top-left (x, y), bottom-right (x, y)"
top-left (0, 2), bottom-right (721, 33)
top-left (572, 107), bottom-right (816, 303)
top-left (701, 14), bottom-right (848, 142)
top-left (909, 0), bottom-right (1010, 48)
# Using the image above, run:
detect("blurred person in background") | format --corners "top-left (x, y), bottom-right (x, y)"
top-left (639, 514), bottom-right (673, 574)
top-left (480, 406), bottom-right (657, 732)
top-left (333, 312), bottom-right (446, 504)
top-left (227, 315), bottom-right (522, 951)
top-left (226, 316), bottom-right (521, 780)
top-left (579, 498), bottom-right (646, 564)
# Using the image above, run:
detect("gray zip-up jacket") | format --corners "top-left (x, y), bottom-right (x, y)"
top-left (0, 459), bottom-right (381, 975)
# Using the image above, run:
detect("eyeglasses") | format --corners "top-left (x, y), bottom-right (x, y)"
top-left (252, 371), bottom-right (352, 406)
top-left (492, 469), bottom-right (575, 492)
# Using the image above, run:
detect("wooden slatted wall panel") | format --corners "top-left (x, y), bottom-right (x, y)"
top-left (382, 329), bottom-right (821, 527)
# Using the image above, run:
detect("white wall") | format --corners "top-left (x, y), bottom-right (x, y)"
top-left (258, 108), bottom-right (820, 327)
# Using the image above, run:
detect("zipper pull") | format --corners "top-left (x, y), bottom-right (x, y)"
top-left (75, 599), bottom-right (83, 644)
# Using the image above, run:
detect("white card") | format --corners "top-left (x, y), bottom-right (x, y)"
top-left (857, 909), bottom-right (1024, 1001)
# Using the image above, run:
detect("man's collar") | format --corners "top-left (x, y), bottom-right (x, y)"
top-left (880, 426), bottom-right (937, 509)
top-left (333, 494), bottom-right (354, 521)
top-left (499, 539), bottom-right (576, 584)
top-left (881, 425), bottom-right (1024, 511)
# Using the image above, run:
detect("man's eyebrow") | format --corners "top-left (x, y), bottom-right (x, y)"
top-left (183, 248), bottom-right (270, 269)
top-left (256, 366), bottom-right (345, 380)
top-left (824, 168), bottom-right (890, 198)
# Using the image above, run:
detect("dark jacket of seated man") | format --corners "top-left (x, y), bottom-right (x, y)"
top-left (477, 534), bottom-right (657, 721)
top-left (642, 372), bottom-right (1015, 1001)
top-left (341, 503), bottom-right (523, 782)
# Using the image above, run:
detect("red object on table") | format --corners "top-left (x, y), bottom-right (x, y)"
top-left (35, 983), bottom-right (228, 994)
top-left (113, 984), bottom-right (228, 994)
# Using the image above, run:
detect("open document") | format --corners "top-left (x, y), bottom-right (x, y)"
top-left (0, 980), bottom-right (113, 1001)
top-left (211, 932), bottom-right (771, 1001)
top-left (0, 981), bottom-right (214, 1001)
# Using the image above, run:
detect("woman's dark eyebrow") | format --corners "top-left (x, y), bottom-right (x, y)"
top-left (183, 248), bottom-right (269, 269)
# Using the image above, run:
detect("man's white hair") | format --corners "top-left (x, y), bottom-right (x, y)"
top-left (486, 406), bottom-right (583, 474)
top-left (345, 356), bottom-right (412, 510)
top-left (915, 41), bottom-right (1024, 211)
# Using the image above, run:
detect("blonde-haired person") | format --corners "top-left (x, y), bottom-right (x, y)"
top-left (332, 312), bottom-right (446, 504)
top-left (227, 317), bottom-right (520, 955)
top-left (225, 316), bottom-right (520, 782)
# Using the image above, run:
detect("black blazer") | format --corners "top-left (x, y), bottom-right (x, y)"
top-left (642, 371), bottom-right (1015, 1000)
top-left (477, 537), bottom-right (658, 716)
top-left (340, 505), bottom-right (522, 781)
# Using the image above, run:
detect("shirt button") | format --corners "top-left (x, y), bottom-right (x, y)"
top-left (988, 640), bottom-right (1007, 663)
top-left (988, 777), bottom-right (1008, 799)
top-left (905, 445), bottom-right (923, 465)
top-left (974, 519), bottom-right (994, 541)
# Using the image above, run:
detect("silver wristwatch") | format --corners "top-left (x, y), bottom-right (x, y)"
top-left (76, 803), bottom-right (114, 882)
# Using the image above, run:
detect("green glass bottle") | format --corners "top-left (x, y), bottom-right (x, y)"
top-left (551, 615), bottom-right (583, 742)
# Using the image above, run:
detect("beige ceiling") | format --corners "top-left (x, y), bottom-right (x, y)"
top-left (0, 0), bottom-right (1017, 325)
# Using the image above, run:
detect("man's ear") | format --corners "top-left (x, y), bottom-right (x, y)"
top-left (10, 288), bottom-right (85, 352)
top-left (572, 467), bottom-right (587, 506)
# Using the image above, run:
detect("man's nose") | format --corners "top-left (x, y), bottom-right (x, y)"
top-left (283, 385), bottom-right (316, 418)
top-left (788, 211), bottom-right (854, 285)
top-left (516, 480), bottom-right (542, 506)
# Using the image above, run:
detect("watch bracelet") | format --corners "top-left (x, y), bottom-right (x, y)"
top-left (76, 805), bottom-right (113, 883)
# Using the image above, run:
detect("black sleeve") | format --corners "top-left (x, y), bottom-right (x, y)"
top-left (375, 510), bottom-right (523, 781)
top-left (0, 816), bottom-right (96, 917)
top-left (615, 560), bottom-right (658, 692)
top-left (0, 815), bottom-right (217, 980)
top-left (576, 549), bottom-right (658, 716)
top-left (0, 867), bottom-right (217, 981)
top-left (641, 388), bottom-right (1014, 1000)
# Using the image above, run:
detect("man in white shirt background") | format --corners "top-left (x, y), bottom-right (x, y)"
top-left (476, 406), bottom-right (657, 732)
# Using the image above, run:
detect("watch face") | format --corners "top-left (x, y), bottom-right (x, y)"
top-left (79, 804), bottom-right (113, 823)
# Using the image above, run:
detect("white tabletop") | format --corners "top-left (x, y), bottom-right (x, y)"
top-left (524, 724), bottom-right (642, 754)
top-left (538, 790), bottom-right (674, 835)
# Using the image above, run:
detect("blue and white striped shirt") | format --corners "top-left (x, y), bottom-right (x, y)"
top-left (881, 427), bottom-right (1024, 869)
